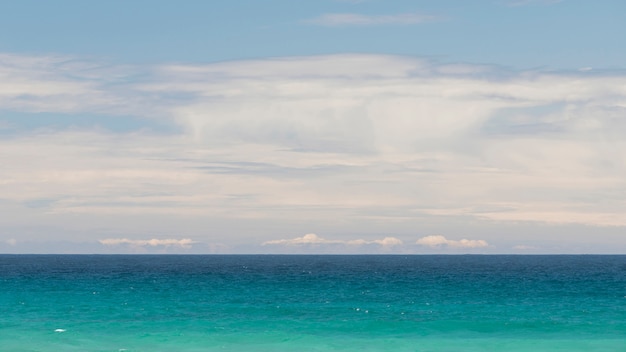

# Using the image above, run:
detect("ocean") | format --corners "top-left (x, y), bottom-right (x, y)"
top-left (1, 255), bottom-right (625, 351)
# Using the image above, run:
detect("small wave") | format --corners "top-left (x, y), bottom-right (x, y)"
top-left (54, 329), bottom-right (66, 333)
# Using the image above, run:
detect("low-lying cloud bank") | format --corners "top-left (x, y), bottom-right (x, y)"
top-left (99, 238), bottom-right (195, 248)
top-left (263, 233), bottom-right (489, 252)
top-left (415, 235), bottom-right (489, 248)
top-left (263, 233), bottom-right (403, 247)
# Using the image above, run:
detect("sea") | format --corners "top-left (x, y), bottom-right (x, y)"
top-left (1, 255), bottom-right (625, 351)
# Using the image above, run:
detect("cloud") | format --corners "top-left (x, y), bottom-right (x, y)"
top-left (1, 53), bottom-right (626, 252)
top-left (0, 53), bottom-right (140, 115)
top-left (304, 12), bottom-right (440, 26)
top-left (416, 235), bottom-right (489, 248)
top-left (263, 233), bottom-right (332, 245)
top-left (99, 238), bottom-right (195, 248)
top-left (371, 237), bottom-right (404, 246)
top-left (5, 238), bottom-right (17, 246)
top-left (263, 233), bottom-right (402, 247)
top-left (504, 0), bottom-right (563, 6)
top-left (334, 0), bottom-right (369, 3)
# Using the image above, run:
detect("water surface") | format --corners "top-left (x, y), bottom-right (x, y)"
top-left (1, 255), bottom-right (625, 351)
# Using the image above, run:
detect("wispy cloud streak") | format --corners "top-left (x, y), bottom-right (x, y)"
top-left (305, 12), bottom-right (440, 26)
top-left (504, 0), bottom-right (563, 6)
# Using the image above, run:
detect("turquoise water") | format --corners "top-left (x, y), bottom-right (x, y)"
top-left (1, 255), bottom-right (625, 351)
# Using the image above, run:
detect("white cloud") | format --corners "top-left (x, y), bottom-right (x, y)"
top-left (305, 13), bottom-right (440, 26)
top-left (371, 237), bottom-right (404, 246)
top-left (99, 238), bottom-right (195, 248)
top-left (0, 53), bottom-right (138, 115)
top-left (416, 235), bottom-right (489, 248)
top-left (263, 233), bottom-right (402, 247)
top-left (5, 238), bottom-right (17, 246)
top-left (1, 53), bottom-right (626, 251)
top-left (263, 233), bottom-right (332, 245)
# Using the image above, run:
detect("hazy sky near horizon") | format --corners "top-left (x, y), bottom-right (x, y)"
top-left (1, 0), bottom-right (625, 254)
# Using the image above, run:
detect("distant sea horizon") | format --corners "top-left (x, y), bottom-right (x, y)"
top-left (3, 253), bottom-right (626, 255)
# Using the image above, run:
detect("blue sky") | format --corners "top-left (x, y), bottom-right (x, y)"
top-left (2, 0), bottom-right (624, 68)
top-left (1, 0), bottom-right (625, 253)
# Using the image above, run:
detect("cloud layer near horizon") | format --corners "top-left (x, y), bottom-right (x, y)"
top-left (263, 233), bottom-right (403, 247)
top-left (99, 238), bottom-right (195, 248)
top-left (1, 53), bottom-right (626, 250)
top-left (416, 235), bottom-right (489, 248)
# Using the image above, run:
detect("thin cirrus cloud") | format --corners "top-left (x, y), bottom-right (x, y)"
top-left (0, 53), bottom-right (136, 114)
top-left (416, 235), bottom-right (489, 248)
top-left (334, 0), bottom-right (369, 4)
top-left (304, 12), bottom-right (440, 26)
top-left (504, 0), bottom-right (563, 6)
top-left (263, 234), bottom-right (403, 247)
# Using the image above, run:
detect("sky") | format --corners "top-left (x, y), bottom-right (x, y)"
top-left (1, 0), bottom-right (625, 254)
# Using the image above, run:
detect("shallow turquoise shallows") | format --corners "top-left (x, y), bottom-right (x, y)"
top-left (1, 255), bottom-right (625, 351)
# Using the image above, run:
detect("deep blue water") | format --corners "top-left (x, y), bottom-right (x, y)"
top-left (1, 255), bottom-right (625, 351)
